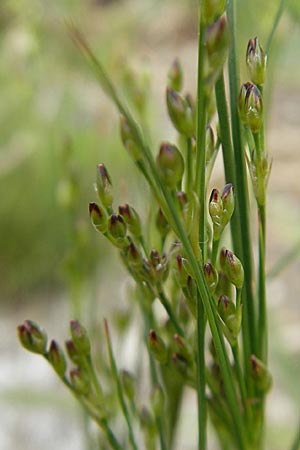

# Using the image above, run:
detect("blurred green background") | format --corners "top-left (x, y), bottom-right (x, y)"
top-left (1, 0), bottom-right (300, 449)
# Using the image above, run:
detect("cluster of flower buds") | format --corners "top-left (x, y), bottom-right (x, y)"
top-left (209, 183), bottom-right (235, 241)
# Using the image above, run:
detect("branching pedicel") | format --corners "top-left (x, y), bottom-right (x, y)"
top-left (18, 0), bottom-right (292, 449)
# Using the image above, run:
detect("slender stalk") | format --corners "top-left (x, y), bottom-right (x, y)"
top-left (258, 204), bottom-right (267, 362)
top-left (290, 421), bottom-right (300, 450)
top-left (231, 345), bottom-right (249, 422)
top-left (196, 295), bottom-right (207, 450)
top-left (226, 0), bottom-right (257, 365)
top-left (185, 137), bottom-right (193, 198)
top-left (157, 289), bottom-right (184, 336)
top-left (265, 0), bottom-right (286, 56)
top-left (104, 320), bottom-right (139, 450)
top-left (195, 5), bottom-right (208, 449)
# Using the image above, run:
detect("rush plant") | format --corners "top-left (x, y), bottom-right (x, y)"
top-left (18, 1), bottom-right (295, 449)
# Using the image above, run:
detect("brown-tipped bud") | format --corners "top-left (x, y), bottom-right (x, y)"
top-left (96, 164), bottom-right (113, 209)
top-left (202, 0), bottom-right (226, 25)
top-left (156, 142), bottom-right (184, 189)
top-left (65, 339), bottom-right (82, 364)
top-left (175, 254), bottom-right (189, 288)
top-left (119, 204), bottom-right (142, 237)
top-left (209, 188), bottom-right (223, 240)
top-left (70, 367), bottom-right (90, 396)
top-left (126, 241), bottom-right (143, 269)
top-left (206, 125), bottom-right (215, 162)
top-left (218, 295), bottom-right (235, 322)
top-left (150, 249), bottom-right (160, 267)
top-left (225, 250), bottom-right (244, 289)
top-left (166, 88), bottom-right (194, 137)
top-left (215, 270), bottom-right (232, 299)
top-left (204, 261), bottom-right (218, 294)
top-left (48, 340), bottom-right (67, 378)
top-left (70, 320), bottom-right (91, 356)
top-left (17, 320), bottom-right (47, 355)
top-left (218, 295), bottom-right (241, 338)
top-left (139, 406), bottom-right (155, 429)
top-left (120, 115), bottom-right (142, 161)
top-left (250, 355), bottom-right (272, 393)
top-left (221, 183), bottom-right (234, 224)
top-left (89, 202), bottom-right (108, 234)
top-left (155, 208), bottom-right (170, 238)
top-left (239, 82), bottom-right (263, 133)
top-left (148, 330), bottom-right (168, 364)
top-left (172, 352), bottom-right (188, 376)
top-left (108, 214), bottom-right (127, 245)
top-left (150, 384), bottom-right (164, 418)
top-left (205, 16), bottom-right (229, 86)
top-left (176, 191), bottom-right (188, 211)
top-left (246, 37), bottom-right (266, 86)
top-left (120, 369), bottom-right (135, 401)
top-left (173, 334), bottom-right (191, 361)
top-left (219, 247), bottom-right (227, 271)
top-left (167, 58), bottom-right (183, 92)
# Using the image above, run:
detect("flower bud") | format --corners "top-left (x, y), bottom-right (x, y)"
top-left (155, 208), bottom-right (170, 238)
top-left (250, 355), bottom-right (272, 393)
top-left (65, 339), bottom-right (82, 364)
top-left (89, 202), bottom-right (108, 234)
top-left (209, 188), bottom-right (223, 240)
top-left (120, 369), bottom-right (135, 401)
top-left (148, 330), bottom-right (168, 364)
top-left (139, 406), bottom-right (154, 429)
top-left (215, 270), bottom-right (232, 299)
top-left (70, 367), bottom-right (90, 396)
top-left (109, 214), bottom-right (128, 247)
top-left (70, 320), bottom-right (91, 356)
top-left (172, 352), bottom-right (188, 376)
top-left (246, 37), bottom-right (266, 86)
top-left (119, 204), bottom-right (142, 237)
top-left (48, 340), bottom-right (67, 378)
top-left (156, 142), bottom-right (184, 189)
top-left (167, 58), bottom-right (183, 92)
top-left (120, 115), bottom-right (142, 162)
top-left (202, 0), bottom-right (226, 25)
top-left (173, 334), bottom-right (192, 361)
top-left (175, 254), bottom-right (189, 288)
top-left (221, 183), bottom-right (234, 225)
top-left (96, 164), bottom-right (113, 209)
top-left (17, 320), bottom-right (47, 355)
top-left (204, 260), bottom-right (218, 294)
top-left (205, 16), bottom-right (229, 86)
top-left (166, 88), bottom-right (194, 137)
top-left (239, 82), bottom-right (263, 133)
top-left (224, 250), bottom-right (244, 289)
top-left (126, 241), bottom-right (143, 269)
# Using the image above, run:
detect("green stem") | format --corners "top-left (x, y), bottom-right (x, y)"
top-left (195, 9), bottom-right (208, 262)
top-left (232, 345), bottom-right (249, 424)
top-left (157, 290), bottom-right (185, 336)
top-left (265, 0), bottom-right (286, 56)
top-left (185, 137), bottom-right (193, 198)
top-left (196, 295), bottom-right (207, 450)
top-left (104, 320), bottom-right (139, 450)
top-left (227, 0), bottom-right (257, 364)
top-left (258, 204), bottom-right (267, 363)
top-left (290, 421), bottom-right (300, 450)
top-left (211, 239), bottom-right (219, 267)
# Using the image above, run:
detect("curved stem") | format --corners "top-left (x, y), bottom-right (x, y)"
top-left (266, 0), bottom-right (286, 56)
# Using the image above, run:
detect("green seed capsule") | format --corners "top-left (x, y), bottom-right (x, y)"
top-left (156, 142), bottom-right (184, 189)
top-left (17, 320), bottom-right (47, 355)
top-left (246, 37), bottom-right (266, 86)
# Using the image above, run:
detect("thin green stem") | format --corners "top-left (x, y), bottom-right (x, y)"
top-left (266, 0), bottom-right (286, 56)
top-left (290, 421), bottom-right (300, 450)
top-left (258, 204), bottom-right (267, 363)
top-left (185, 137), bottom-right (193, 198)
top-left (157, 290), bottom-right (184, 336)
top-left (104, 320), bottom-right (139, 450)
top-left (227, 0), bottom-right (257, 365)
top-left (196, 295), bottom-right (207, 450)
top-left (195, 9), bottom-right (208, 262)
top-left (232, 345), bottom-right (249, 423)
top-left (211, 239), bottom-right (219, 267)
